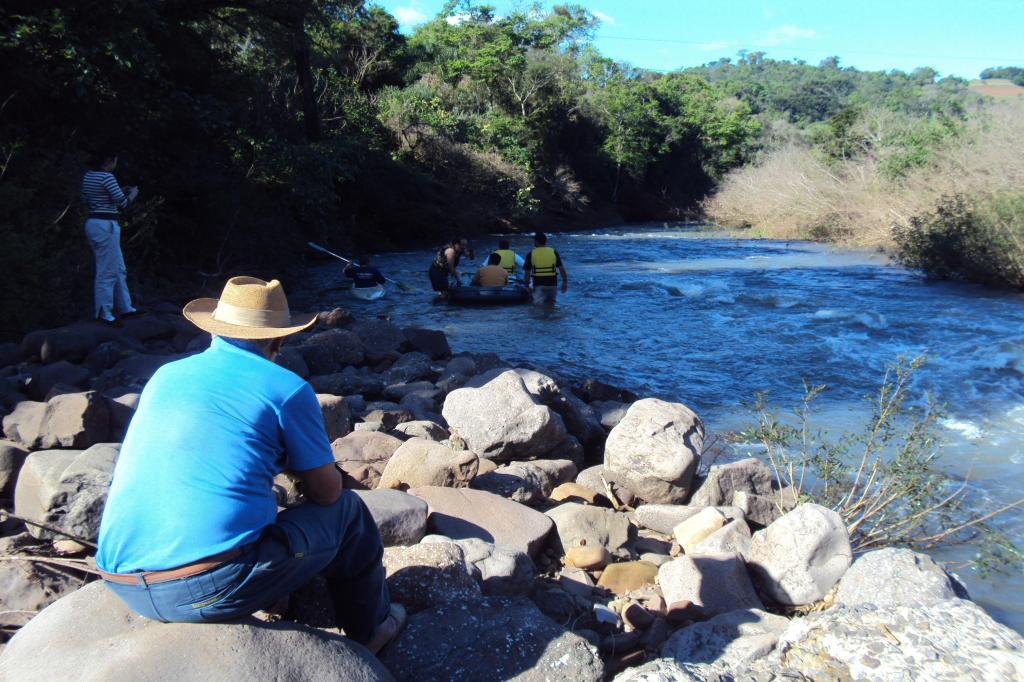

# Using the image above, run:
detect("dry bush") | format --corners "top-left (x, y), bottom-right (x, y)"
top-left (705, 100), bottom-right (1024, 249)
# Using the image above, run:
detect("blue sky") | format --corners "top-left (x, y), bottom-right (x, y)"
top-left (374, 0), bottom-right (1023, 79)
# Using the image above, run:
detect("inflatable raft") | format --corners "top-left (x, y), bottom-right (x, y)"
top-left (449, 283), bottom-right (530, 305)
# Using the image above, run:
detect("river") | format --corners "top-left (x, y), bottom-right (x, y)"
top-left (294, 224), bottom-right (1024, 633)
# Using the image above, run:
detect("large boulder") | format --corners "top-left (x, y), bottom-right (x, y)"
top-left (471, 459), bottom-right (576, 506)
top-left (354, 489), bottom-right (428, 547)
top-left (377, 438), bottom-right (478, 490)
top-left (545, 502), bottom-right (633, 557)
top-left (331, 431), bottom-right (403, 489)
top-left (0, 557), bottom-right (86, 629)
top-left (409, 486), bottom-right (553, 557)
top-left (439, 537), bottom-right (535, 597)
top-left (748, 503), bottom-right (852, 606)
top-left (382, 352), bottom-right (433, 385)
top-left (689, 458), bottom-right (775, 507)
top-left (36, 391), bottom-right (111, 449)
top-left (603, 398), bottom-right (703, 504)
top-left (317, 393), bottom-right (352, 441)
top-left (775, 598), bottom-right (1024, 680)
top-left (0, 581), bottom-right (392, 681)
top-left (298, 329), bottom-right (365, 375)
top-left (380, 596), bottom-right (603, 681)
top-left (22, 323), bottom-right (116, 364)
top-left (659, 609), bottom-right (790, 672)
top-left (14, 443), bottom-right (119, 541)
top-left (658, 553), bottom-right (764, 617)
top-left (382, 542), bottom-right (481, 614)
top-left (835, 547), bottom-right (967, 608)
top-left (693, 519), bottom-right (752, 560)
top-left (402, 328), bottom-right (451, 360)
top-left (442, 371), bottom-right (566, 462)
top-left (348, 320), bottom-right (406, 360)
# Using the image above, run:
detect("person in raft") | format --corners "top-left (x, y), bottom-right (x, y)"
top-left (523, 232), bottom-right (569, 305)
top-left (491, 239), bottom-right (525, 279)
top-left (427, 237), bottom-right (473, 301)
top-left (95, 276), bottom-right (404, 653)
top-left (81, 148), bottom-right (141, 325)
top-left (472, 252), bottom-right (510, 287)
top-left (344, 254), bottom-right (387, 289)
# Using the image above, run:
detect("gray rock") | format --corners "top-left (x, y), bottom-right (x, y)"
top-left (382, 542), bottom-right (481, 614)
top-left (382, 352), bottom-right (433, 385)
top-left (0, 581), bottom-right (392, 681)
top-left (0, 558), bottom-right (85, 628)
top-left (424, 537), bottom-right (536, 596)
top-left (611, 659), bottom-right (708, 681)
top-left (392, 419), bottom-right (447, 441)
top-left (730, 490), bottom-right (784, 527)
top-left (380, 596), bottom-right (603, 681)
top-left (383, 381), bottom-right (440, 404)
top-left (298, 329), bottom-right (364, 375)
top-left (442, 370), bottom-right (566, 461)
top-left (332, 431), bottom-right (404, 489)
top-left (0, 439), bottom-right (28, 497)
top-left (36, 391), bottom-right (111, 449)
top-left (25, 362), bottom-right (90, 400)
top-left (836, 547), bottom-right (966, 608)
top-left (660, 609), bottom-right (790, 671)
top-left (348, 319), bottom-right (406, 359)
top-left (776, 599), bottom-right (1024, 681)
top-left (107, 391), bottom-right (139, 438)
top-left (409, 486), bottom-right (554, 557)
top-left (577, 378), bottom-right (639, 404)
top-left (317, 393), bottom-right (352, 441)
top-left (591, 400), bottom-right (629, 430)
top-left (748, 503), bottom-right (852, 606)
top-left (576, 465), bottom-right (637, 507)
top-left (689, 458), bottom-right (774, 507)
top-left (14, 443), bottom-right (119, 541)
top-left (471, 459), bottom-right (574, 506)
top-left (21, 324), bottom-right (113, 364)
top-left (436, 355), bottom-right (477, 388)
top-left (401, 328), bottom-right (451, 360)
top-left (354, 489), bottom-right (428, 546)
top-left (658, 553), bottom-right (764, 617)
top-left (398, 392), bottom-right (443, 423)
top-left (693, 519), bottom-right (752, 560)
top-left (545, 502), bottom-right (633, 557)
top-left (604, 398), bottom-right (703, 504)
top-left (633, 504), bottom-right (744, 535)
top-left (310, 366), bottom-right (383, 397)
top-left (274, 346), bottom-right (310, 378)
top-left (378, 438), bottom-right (478, 489)
top-left (2, 401), bottom-right (46, 448)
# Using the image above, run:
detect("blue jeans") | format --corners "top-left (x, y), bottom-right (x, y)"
top-left (84, 218), bottom-right (133, 318)
top-left (104, 490), bottom-right (390, 644)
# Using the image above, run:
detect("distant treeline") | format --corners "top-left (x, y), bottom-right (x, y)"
top-left (1, 1), bottom-right (1020, 333)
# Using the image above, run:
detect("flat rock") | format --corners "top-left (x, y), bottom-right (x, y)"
top-left (658, 553), bottom-right (764, 618)
top-left (331, 431), bottom-right (403, 489)
top-left (550, 482), bottom-right (608, 506)
top-left (545, 502), bottom-right (632, 557)
top-left (377, 438), bottom-right (478, 489)
top-left (380, 596), bottom-right (603, 682)
top-left (633, 504), bottom-right (744, 535)
top-left (0, 582), bottom-right (392, 681)
top-left (603, 399), bottom-right (703, 504)
top-left (748, 503), bottom-right (852, 606)
top-left (382, 542), bottom-right (481, 614)
top-left (835, 547), bottom-right (966, 608)
top-left (672, 507), bottom-right (726, 553)
top-left (566, 545), bottom-right (612, 570)
top-left (409, 486), bottom-right (553, 557)
top-left (354, 489), bottom-right (428, 547)
top-left (597, 561), bottom-right (659, 596)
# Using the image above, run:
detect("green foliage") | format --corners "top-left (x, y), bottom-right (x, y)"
top-left (894, 193), bottom-right (1024, 289)
top-left (738, 357), bottom-right (1023, 573)
top-left (979, 66), bottom-right (1024, 86)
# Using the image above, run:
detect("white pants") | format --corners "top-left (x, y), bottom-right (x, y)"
top-left (84, 219), bottom-right (133, 318)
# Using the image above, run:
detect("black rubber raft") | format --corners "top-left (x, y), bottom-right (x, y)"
top-left (449, 283), bottom-right (531, 305)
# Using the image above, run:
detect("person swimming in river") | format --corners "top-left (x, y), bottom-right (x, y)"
top-left (343, 254), bottom-right (386, 289)
top-left (428, 237), bottom-right (474, 301)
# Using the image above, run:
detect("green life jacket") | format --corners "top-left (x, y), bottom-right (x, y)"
top-left (494, 249), bottom-right (517, 274)
top-left (530, 246), bottom-right (557, 277)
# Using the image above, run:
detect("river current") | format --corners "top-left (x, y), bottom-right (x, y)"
top-left (294, 225), bottom-right (1024, 633)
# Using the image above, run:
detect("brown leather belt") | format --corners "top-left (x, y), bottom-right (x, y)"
top-left (99, 545), bottom-right (247, 586)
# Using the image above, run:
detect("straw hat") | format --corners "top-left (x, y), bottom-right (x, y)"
top-left (183, 276), bottom-right (317, 339)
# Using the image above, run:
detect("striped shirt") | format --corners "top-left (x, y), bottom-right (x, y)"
top-left (81, 170), bottom-right (128, 216)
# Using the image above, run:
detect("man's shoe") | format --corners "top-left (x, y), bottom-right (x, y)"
top-left (119, 308), bottom-right (145, 318)
top-left (364, 603), bottom-right (406, 655)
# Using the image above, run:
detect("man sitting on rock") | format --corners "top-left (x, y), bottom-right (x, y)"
top-left (96, 276), bottom-right (404, 653)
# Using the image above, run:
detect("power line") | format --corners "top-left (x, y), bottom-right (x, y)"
top-left (594, 33), bottom-right (1022, 65)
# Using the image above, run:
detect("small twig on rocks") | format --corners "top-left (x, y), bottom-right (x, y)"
top-left (0, 511), bottom-right (98, 549)
top-left (0, 555), bottom-right (102, 576)
top-left (599, 473), bottom-right (623, 511)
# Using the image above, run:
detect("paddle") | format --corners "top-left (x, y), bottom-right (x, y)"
top-left (307, 242), bottom-right (416, 293)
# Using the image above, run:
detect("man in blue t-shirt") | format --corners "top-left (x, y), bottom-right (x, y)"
top-left (96, 276), bottom-right (404, 652)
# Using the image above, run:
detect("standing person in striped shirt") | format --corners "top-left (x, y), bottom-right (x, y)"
top-left (81, 150), bottom-right (140, 324)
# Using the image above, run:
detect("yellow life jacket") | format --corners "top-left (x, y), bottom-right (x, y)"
top-left (494, 249), bottom-right (517, 274)
top-left (530, 246), bottom-right (557, 277)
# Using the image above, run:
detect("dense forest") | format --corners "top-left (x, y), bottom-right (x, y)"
top-left (1, 1), bottom-right (1021, 334)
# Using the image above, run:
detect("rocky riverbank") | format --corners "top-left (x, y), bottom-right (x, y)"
top-left (0, 305), bottom-right (1022, 680)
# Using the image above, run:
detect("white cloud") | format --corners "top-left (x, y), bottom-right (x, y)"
top-left (394, 6), bottom-right (427, 25)
top-left (699, 40), bottom-right (738, 52)
top-left (592, 10), bottom-right (617, 26)
top-left (760, 24), bottom-right (818, 46)
top-left (446, 13), bottom-right (470, 25)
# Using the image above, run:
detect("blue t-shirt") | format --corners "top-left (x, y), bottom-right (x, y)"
top-left (97, 337), bottom-right (333, 573)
